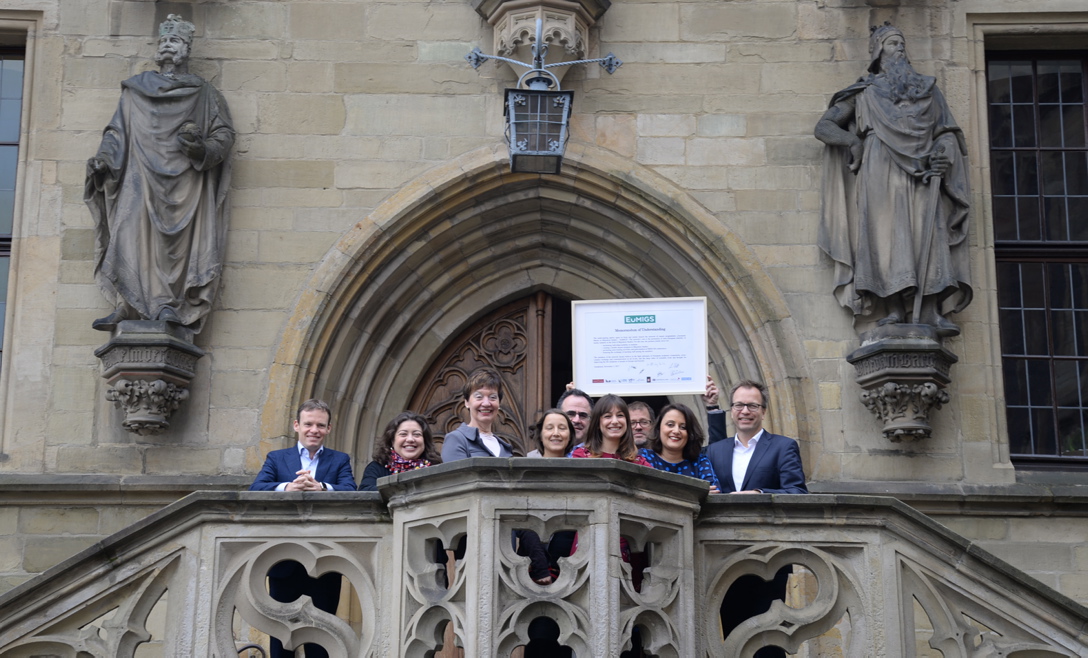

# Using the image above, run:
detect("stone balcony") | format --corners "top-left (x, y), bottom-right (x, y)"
top-left (0, 460), bottom-right (1085, 657)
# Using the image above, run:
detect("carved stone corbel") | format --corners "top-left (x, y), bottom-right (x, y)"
top-left (470, 0), bottom-right (611, 85)
top-left (847, 324), bottom-right (957, 441)
top-left (94, 320), bottom-right (204, 435)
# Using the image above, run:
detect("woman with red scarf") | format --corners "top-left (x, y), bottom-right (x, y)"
top-left (358, 412), bottom-right (440, 491)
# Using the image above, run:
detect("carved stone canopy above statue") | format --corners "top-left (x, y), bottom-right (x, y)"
top-left (469, 0), bottom-right (611, 85)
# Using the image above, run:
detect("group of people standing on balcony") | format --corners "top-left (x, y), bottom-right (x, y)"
top-left (249, 367), bottom-right (807, 657)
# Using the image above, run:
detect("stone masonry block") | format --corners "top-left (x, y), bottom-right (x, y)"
top-left (761, 62), bottom-right (861, 96)
top-left (0, 538), bottom-right (19, 571)
top-left (258, 94), bottom-right (345, 135)
top-left (651, 165), bottom-right (729, 191)
top-left (60, 228), bottom-right (95, 261)
top-left (614, 43), bottom-right (725, 65)
top-left (54, 446), bottom-right (143, 474)
top-left (730, 42), bottom-right (834, 64)
top-left (208, 370), bottom-right (267, 409)
top-left (333, 62), bottom-right (480, 95)
top-left (208, 408), bottom-right (260, 447)
top-left (735, 189), bottom-right (798, 212)
top-left (933, 516), bottom-right (1008, 542)
top-left (367, 5), bottom-right (482, 41)
top-left (687, 138), bottom-right (766, 167)
top-left (230, 206), bottom-right (294, 232)
top-left (596, 115), bottom-right (636, 157)
top-left (63, 57), bottom-right (133, 89)
top-left (1057, 573), bottom-right (1088, 605)
top-left (23, 536), bottom-right (99, 573)
top-left (345, 95), bottom-right (487, 137)
top-left (637, 114), bottom-right (695, 137)
top-left (50, 367), bottom-right (97, 413)
top-left (255, 230), bottom-right (338, 263)
top-left (200, 40), bottom-right (281, 62)
top-left (819, 382), bottom-right (842, 410)
top-left (19, 507), bottom-right (100, 535)
top-left (53, 309), bottom-right (103, 347)
top-left (981, 542), bottom-right (1073, 573)
top-left (98, 506), bottom-right (157, 536)
top-left (697, 115), bottom-right (746, 137)
top-left (221, 61), bottom-right (287, 93)
top-left (334, 161), bottom-right (430, 190)
top-left (56, 283), bottom-right (101, 309)
top-left (287, 62), bottom-right (334, 93)
top-left (145, 447), bottom-right (223, 475)
top-left (60, 88), bottom-right (121, 131)
top-left (681, 3), bottom-right (797, 41)
top-left (0, 509), bottom-right (16, 535)
top-left (209, 311), bottom-right (289, 348)
top-left (804, 340), bottom-right (848, 360)
top-left (232, 187), bottom-right (342, 208)
top-left (218, 265), bottom-right (309, 310)
top-left (204, 3), bottom-right (287, 40)
top-left (289, 3), bottom-right (368, 41)
top-left (600, 4), bottom-right (680, 42)
top-left (232, 160), bottom-right (334, 189)
top-left (637, 138), bottom-right (685, 165)
top-left (1007, 518), bottom-right (1088, 545)
top-left (292, 40), bottom-right (418, 64)
top-left (45, 411), bottom-right (94, 446)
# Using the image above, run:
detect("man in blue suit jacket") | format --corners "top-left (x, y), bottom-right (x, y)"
top-left (705, 379), bottom-right (806, 658)
top-left (250, 399), bottom-right (355, 658)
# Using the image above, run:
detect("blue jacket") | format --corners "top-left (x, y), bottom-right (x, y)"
top-left (250, 445), bottom-right (356, 491)
top-left (704, 428), bottom-right (807, 494)
top-left (441, 423), bottom-right (514, 462)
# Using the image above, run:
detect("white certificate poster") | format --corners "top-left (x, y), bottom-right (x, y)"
top-left (572, 297), bottom-right (708, 396)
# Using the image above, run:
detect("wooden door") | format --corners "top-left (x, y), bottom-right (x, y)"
top-left (409, 292), bottom-right (553, 455)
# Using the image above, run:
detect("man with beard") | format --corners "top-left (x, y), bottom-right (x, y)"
top-left (814, 23), bottom-right (971, 336)
top-left (87, 14), bottom-right (234, 332)
top-left (628, 401), bottom-right (654, 448)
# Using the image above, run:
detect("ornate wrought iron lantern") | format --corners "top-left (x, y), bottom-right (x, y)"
top-left (467, 19), bottom-right (621, 174)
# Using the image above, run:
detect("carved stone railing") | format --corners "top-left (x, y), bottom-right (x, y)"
top-left (0, 461), bottom-right (1085, 657)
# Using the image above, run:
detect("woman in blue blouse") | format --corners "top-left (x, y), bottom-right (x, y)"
top-left (640, 403), bottom-right (721, 492)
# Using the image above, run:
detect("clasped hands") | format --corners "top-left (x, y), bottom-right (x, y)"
top-left (284, 469), bottom-right (325, 492)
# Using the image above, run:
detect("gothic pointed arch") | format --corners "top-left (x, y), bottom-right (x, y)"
top-left (259, 144), bottom-right (817, 466)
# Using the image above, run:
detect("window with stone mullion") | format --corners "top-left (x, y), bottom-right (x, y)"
top-left (988, 52), bottom-right (1088, 465)
top-left (0, 47), bottom-right (23, 368)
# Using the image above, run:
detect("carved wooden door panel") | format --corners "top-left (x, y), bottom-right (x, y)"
top-left (409, 292), bottom-right (553, 455)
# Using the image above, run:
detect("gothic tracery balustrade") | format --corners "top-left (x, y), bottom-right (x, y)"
top-left (0, 464), bottom-right (1085, 657)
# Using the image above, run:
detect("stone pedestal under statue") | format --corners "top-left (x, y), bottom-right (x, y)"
top-left (94, 321), bottom-right (204, 435)
top-left (847, 324), bottom-right (957, 441)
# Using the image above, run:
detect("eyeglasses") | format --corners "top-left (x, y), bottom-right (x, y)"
top-left (631, 419), bottom-right (652, 427)
top-left (730, 402), bottom-right (765, 412)
top-left (566, 411), bottom-right (590, 420)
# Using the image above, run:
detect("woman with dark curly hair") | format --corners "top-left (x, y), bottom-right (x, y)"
top-left (640, 403), bottom-right (720, 491)
top-left (358, 411), bottom-right (440, 491)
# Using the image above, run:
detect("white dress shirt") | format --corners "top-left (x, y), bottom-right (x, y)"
top-left (275, 442), bottom-right (335, 491)
top-left (732, 429), bottom-right (764, 492)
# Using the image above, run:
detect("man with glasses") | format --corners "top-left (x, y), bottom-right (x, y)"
top-left (705, 379), bottom-right (806, 658)
top-left (704, 379), bottom-right (806, 495)
top-left (557, 388), bottom-right (594, 443)
top-left (628, 401), bottom-right (655, 448)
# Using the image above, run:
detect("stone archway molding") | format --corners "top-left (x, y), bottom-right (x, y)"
top-left (259, 143), bottom-right (816, 465)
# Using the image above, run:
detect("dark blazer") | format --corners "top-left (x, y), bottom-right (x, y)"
top-left (250, 446), bottom-right (356, 491)
top-left (705, 431), bottom-right (807, 494)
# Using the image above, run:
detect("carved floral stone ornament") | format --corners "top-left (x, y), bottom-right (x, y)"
top-left (94, 321), bottom-right (204, 435)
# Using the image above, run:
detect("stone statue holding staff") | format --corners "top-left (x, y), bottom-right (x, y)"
top-left (86, 14), bottom-right (234, 333)
top-left (814, 23), bottom-right (971, 337)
